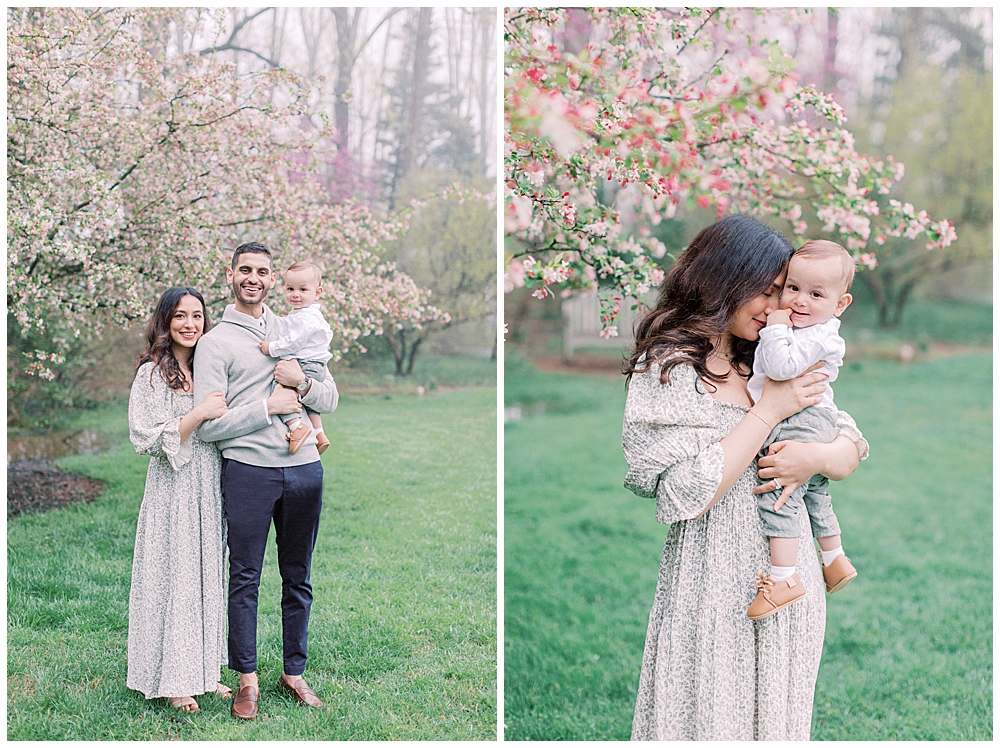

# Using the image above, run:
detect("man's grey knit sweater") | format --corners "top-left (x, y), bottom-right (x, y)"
top-left (193, 304), bottom-right (339, 467)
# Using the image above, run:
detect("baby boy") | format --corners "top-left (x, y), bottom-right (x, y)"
top-left (746, 240), bottom-right (859, 620)
top-left (259, 261), bottom-right (333, 455)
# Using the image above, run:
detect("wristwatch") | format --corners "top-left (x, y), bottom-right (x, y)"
top-left (295, 378), bottom-right (310, 393)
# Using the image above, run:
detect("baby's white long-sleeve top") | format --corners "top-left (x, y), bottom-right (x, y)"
top-left (747, 317), bottom-right (844, 411)
top-left (267, 303), bottom-right (333, 363)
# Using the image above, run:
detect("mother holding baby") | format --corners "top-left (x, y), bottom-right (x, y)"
top-left (622, 214), bottom-right (868, 740)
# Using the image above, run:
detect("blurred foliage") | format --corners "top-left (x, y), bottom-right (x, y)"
top-left (854, 8), bottom-right (992, 327)
top-left (368, 10), bottom-right (496, 375)
top-left (379, 169), bottom-right (495, 375)
top-left (7, 314), bottom-right (142, 429)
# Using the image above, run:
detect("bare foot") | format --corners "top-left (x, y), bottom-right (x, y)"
top-left (213, 682), bottom-right (233, 698)
top-left (167, 696), bottom-right (199, 712)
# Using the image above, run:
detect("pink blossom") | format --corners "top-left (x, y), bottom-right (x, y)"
top-left (506, 195), bottom-right (534, 232)
top-left (859, 253), bottom-right (878, 269)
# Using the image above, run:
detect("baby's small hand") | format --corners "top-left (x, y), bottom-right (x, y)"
top-left (258, 341), bottom-right (270, 355)
top-left (766, 308), bottom-right (793, 327)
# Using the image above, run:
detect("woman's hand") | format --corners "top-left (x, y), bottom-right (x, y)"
top-left (195, 391), bottom-right (228, 421)
top-left (754, 362), bottom-right (828, 426)
top-left (754, 435), bottom-right (861, 510)
top-left (754, 440), bottom-right (815, 509)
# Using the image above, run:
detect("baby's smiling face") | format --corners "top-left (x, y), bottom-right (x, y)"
top-left (283, 268), bottom-right (322, 310)
top-left (778, 255), bottom-right (852, 328)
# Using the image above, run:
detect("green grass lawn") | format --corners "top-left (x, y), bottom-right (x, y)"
top-left (8, 386), bottom-right (497, 740)
top-left (330, 352), bottom-right (498, 393)
top-left (503, 351), bottom-right (992, 740)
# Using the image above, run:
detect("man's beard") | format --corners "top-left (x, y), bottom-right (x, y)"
top-left (234, 281), bottom-right (268, 306)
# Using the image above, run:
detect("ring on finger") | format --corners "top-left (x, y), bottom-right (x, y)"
top-left (772, 479), bottom-right (782, 491)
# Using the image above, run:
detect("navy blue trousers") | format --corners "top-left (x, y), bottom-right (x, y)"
top-left (221, 459), bottom-right (323, 676)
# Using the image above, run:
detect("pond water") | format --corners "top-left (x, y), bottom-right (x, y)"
top-left (7, 429), bottom-right (112, 465)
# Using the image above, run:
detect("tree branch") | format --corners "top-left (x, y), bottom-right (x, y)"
top-left (198, 8), bottom-right (279, 67)
top-left (358, 8), bottom-right (405, 56)
top-left (201, 43), bottom-right (280, 69)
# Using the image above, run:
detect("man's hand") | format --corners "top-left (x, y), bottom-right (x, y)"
top-left (267, 386), bottom-right (302, 416)
top-left (274, 359), bottom-right (306, 388)
top-left (258, 340), bottom-right (271, 356)
top-left (766, 308), bottom-right (793, 327)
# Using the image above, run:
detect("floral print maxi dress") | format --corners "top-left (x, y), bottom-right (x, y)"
top-left (622, 362), bottom-right (867, 740)
top-left (126, 362), bottom-right (227, 699)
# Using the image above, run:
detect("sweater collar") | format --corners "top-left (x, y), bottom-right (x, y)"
top-left (221, 303), bottom-right (273, 334)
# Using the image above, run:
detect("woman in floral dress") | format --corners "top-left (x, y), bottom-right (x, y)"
top-left (127, 287), bottom-right (231, 712)
top-left (622, 216), bottom-right (868, 740)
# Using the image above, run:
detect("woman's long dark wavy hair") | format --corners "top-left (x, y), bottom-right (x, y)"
top-left (624, 215), bottom-right (793, 389)
top-left (135, 287), bottom-right (211, 392)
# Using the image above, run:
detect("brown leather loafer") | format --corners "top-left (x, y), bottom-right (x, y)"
top-left (231, 685), bottom-right (259, 720)
top-left (279, 677), bottom-right (325, 708)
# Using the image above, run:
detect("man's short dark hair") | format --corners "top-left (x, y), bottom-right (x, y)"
top-left (232, 242), bottom-right (273, 270)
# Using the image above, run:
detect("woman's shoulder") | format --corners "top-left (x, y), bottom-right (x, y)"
top-left (133, 360), bottom-right (170, 391)
top-left (633, 354), bottom-right (700, 390)
top-left (627, 354), bottom-right (714, 419)
top-left (134, 360), bottom-right (159, 381)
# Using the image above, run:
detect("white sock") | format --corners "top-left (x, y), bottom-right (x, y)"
top-left (770, 565), bottom-right (796, 582)
top-left (287, 418), bottom-right (302, 430)
top-left (820, 546), bottom-right (845, 567)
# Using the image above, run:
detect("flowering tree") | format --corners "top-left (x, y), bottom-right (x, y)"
top-left (7, 7), bottom-right (444, 381)
top-left (504, 8), bottom-right (956, 334)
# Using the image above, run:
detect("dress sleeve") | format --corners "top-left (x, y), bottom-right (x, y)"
top-left (622, 362), bottom-right (725, 524)
top-left (835, 409), bottom-right (870, 461)
top-left (128, 362), bottom-right (192, 471)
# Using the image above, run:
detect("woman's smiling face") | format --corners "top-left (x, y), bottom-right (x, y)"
top-left (169, 294), bottom-right (205, 351)
top-left (729, 271), bottom-right (785, 341)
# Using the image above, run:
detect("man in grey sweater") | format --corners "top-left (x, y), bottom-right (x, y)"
top-left (194, 242), bottom-right (338, 720)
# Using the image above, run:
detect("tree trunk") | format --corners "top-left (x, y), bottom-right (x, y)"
top-left (889, 279), bottom-right (917, 328)
top-left (896, 8), bottom-right (924, 80)
top-left (389, 8), bottom-right (433, 208)
top-left (385, 327), bottom-right (428, 377)
top-left (331, 8), bottom-right (357, 147)
top-left (330, 8), bottom-right (403, 153)
top-left (404, 336), bottom-right (424, 376)
top-left (862, 271), bottom-right (894, 328)
top-left (478, 9), bottom-right (492, 173)
top-left (824, 9), bottom-right (839, 92)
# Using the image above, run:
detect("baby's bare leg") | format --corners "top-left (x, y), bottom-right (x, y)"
top-left (817, 534), bottom-right (842, 552)
top-left (308, 412), bottom-right (323, 430)
top-left (770, 536), bottom-right (799, 567)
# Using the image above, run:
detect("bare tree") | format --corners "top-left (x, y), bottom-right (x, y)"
top-left (330, 8), bottom-right (404, 146)
top-left (388, 7), bottom-right (434, 207)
